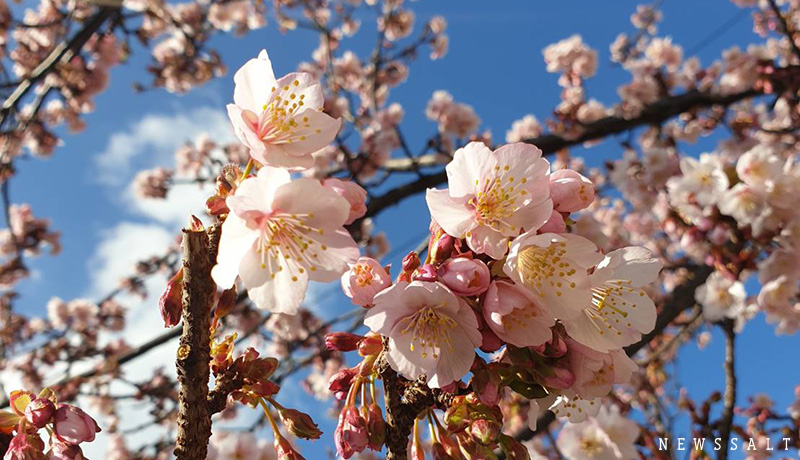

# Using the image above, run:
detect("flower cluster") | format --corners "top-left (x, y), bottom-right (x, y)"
top-left (0, 389), bottom-right (101, 460)
top-left (328, 140), bottom-right (661, 457)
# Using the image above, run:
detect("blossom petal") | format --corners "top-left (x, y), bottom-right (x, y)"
top-left (211, 214), bottom-right (259, 288)
top-left (426, 189), bottom-right (474, 237)
top-left (445, 142), bottom-right (495, 198)
top-left (233, 50), bottom-right (276, 112)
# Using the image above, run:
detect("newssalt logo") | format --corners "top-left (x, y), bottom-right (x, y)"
top-left (657, 438), bottom-right (792, 451)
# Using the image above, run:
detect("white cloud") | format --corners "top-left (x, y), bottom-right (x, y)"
top-left (94, 107), bottom-right (234, 186)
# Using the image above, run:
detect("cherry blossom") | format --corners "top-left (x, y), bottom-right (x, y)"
top-left (426, 142), bottom-right (552, 259)
top-left (211, 166), bottom-right (359, 314)
top-left (562, 247), bottom-right (662, 352)
top-left (227, 50), bottom-right (342, 170)
top-left (504, 232), bottom-right (603, 320)
top-left (363, 281), bottom-right (481, 388)
top-left (695, 270), bottom-right (747, 323)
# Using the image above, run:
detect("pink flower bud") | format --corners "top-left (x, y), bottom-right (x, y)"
top-left (357, 333), bottom-right (383, 357)
top-left (549, 169), bottom-right (594, 212)
top-left (158, 267), bottom-right (183, 328)
top-left (531, 329), bottom-right (568, 358)
top-left (402, 252), bottom-right (421, 273)
top-left (543, 366), bottom-right (576, 390)
top-left (46, 441), bottom-right (85, 460)
top-left (538, 210), bottom-right (567, 233)
top-left (325, 332), bottom-right (364, 352)
top-left (431, 233), bottom-right (454, 262)
top-left (476, 313), bottom-right (503, 353)
top-left (328, 368), bottom-right (357, 401)
top-left (274, 436), bottom-right (306, 460)
top-left (437, 258), bottom-right (490, 296)
top-left (365, 403), bottom-right (386, 451)
top-left (5, 432), bottom-right (45, 460)
top-left (335, 406), bottom-right (368, 459)
top-left (323, 178), bottom-right (367, 225)
top-left (341, 257), bottom-right (391, 307)
top-left (25, 398), bottom-right (55, 429)
top-left (413, 263), bottom-right (438, 282)
top-left (52, 405), bottom-right (101, 445)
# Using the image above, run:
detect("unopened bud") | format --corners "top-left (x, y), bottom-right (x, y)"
top-left (469, 418), bottom-right (501, 446)
top-left (277, 407), bottom-right (322, 440)
top-left (25, 398), bottom-right (55, 429)
top-left (431, 233), bottom-right (454, 262)
top-left (413, 264), bottom-right (438, 282)
top-left (329, 368), bottom-right (357, 401)
top-left (274, 435), bottom-right (306, 460)
top-left (365, 403), bottom-right (385, 450)
top-left (159, 267), bottom-right (184, 328)
top-left (325, 332), bottom-right (364, 352)
top-left (357, 333), bottom-right (383, 357)
top-left (335, 406), bottom-right (368, 458)
top-left (402, 252), bottom-right (421, 273)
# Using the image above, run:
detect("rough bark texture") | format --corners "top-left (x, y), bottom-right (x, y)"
top-left (173, 226), bottom-right (219, 460)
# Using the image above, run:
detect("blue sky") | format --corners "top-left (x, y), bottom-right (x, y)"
top-left (7, 0), bottom-right (800, 457)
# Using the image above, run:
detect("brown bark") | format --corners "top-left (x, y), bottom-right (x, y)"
top-left (173, 226), bottom-right (219, 460)
top-left (379, 344), bottom-right (455, 459)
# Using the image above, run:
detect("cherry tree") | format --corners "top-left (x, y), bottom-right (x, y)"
top-left (1, 1), bottom-right (800, 460)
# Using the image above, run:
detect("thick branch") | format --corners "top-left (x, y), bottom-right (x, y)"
top-left (363, 88), bottom-right (760, 219)
top-left (173, 226), bottom-right (218, 460)
top-left (718, 319), bottom-right (737, 460)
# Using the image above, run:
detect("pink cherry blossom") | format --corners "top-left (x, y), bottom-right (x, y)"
top-left (437, 257), bottom-right (490, 296)
top-left (340, 257), bottom-right (391, 307)
top-left (482, 280), bottom-right (555, 348)
top-left (426, 142), bottom-right (553, 259)
top-left (323, 178), bottom-right (368, 225)
top-left (561, 246), bottom-right (661, 352)
top-left (211, 167), bottom-right (359, 314)
top-left (52, 405), bottom-right (101, 445)
top-left (504, 231), bottom-right (603, 320)
top-left (227, 50), bottom-right (342, 170)
top-left (363, 281), bottom-right (481, 388)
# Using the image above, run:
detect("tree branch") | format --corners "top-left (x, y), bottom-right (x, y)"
top-left (173, 226), bottom-right (219, 460)
top-left (362, 88), bottom-right (760, 219)
top-left (717, 319), bottom-right (737, 460)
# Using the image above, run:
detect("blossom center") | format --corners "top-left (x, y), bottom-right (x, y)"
top-left (253, 212), bottom-right (326, 280)
top-left (400, 305), bottom-right (456, 359)
top-left (517, 243), bottom-right (578, 298)
top-left (468, 170), bottom-right (528, 231)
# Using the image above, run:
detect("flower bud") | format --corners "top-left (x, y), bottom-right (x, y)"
top-left (53, 405), bottom-right (101, 445)
top-left (549, 169), bottom-right (594, 212)
top-left (277, 407), bottom-right (322, 440)
top-left (531, 328), bottom-right (569, 358)
top-left (469, 418), bottom-right (501, 446)
top-left (323, 179), bottom-right (367, 225)
top-left (5, 432), bottom-right (46, 460)
top-left (214, 286), bottom-right (237, 320)
top-left (365, 403), bottom-right (386, 451)
top-left (341, 257), bottom-right (391, 308)
top-left (24, 398), bottom-right (55, 429)
top-left (335, 406), bottom-right (368, 458)
top-left (413, 263), bottom-right (438, 282)
top-left (402, 252), bottom-right (421, 273)
top-left (158, 267), bottom-right (183, 328)
top-left (357, 333), bottom-right (383, 357)
top-left (325, 332), bottom-right (364, 352)
top-left (328, 368), bottom-right (357, 401)
top-left (431, 233), bottom-right (455, 262)
top-left (438, 258), bottom-right (490, 296)
top-left (46, 441), bottom-right (86, 460)
top-left (274, 435), bottom-right (306, 460)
